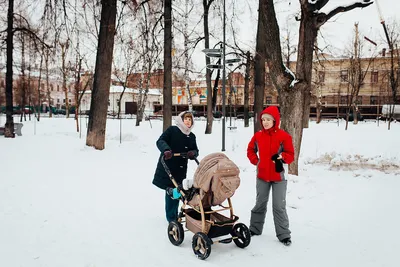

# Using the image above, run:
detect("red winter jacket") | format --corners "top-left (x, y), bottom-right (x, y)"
top-left (247, 106), bottom-right (295, 182)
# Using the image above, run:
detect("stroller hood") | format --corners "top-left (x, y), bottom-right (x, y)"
top-left (192, 152), bottom-right (240, 206)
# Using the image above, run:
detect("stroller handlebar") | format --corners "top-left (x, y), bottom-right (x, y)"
top-left (171, 152), bottom-right (200, 165)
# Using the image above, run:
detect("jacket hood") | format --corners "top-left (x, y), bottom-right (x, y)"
top-left (260, 106), bottom-right (280, 132)
top-left (175, 111), bottom-right (194, 135)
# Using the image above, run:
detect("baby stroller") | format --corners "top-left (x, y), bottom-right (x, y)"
top-left (161, 152), bottom-right (251, 260)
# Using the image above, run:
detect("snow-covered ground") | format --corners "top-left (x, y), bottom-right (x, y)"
top-left (1, 115), bottom-right (399, 267)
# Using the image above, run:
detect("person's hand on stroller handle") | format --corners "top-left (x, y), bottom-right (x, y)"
top-left (164, 150), bottom-right (172, 160)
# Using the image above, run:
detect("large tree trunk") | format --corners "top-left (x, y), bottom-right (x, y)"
top-left (163, 0), bottom-right (172, 131)
top-left (262, 1), bottom-right (300, 175)
top-left (204, 0), bottom-right (214, 134)
top-left (244, 51), bottom-right (251, 128)
top-left (299, 12), bottom-right (318, 130)
top-left (4, 0), bottom-right (15, 138)
top-left (86, 0), bottom-right (117, 150)
top-left (253, 0), bottom-right (267, 133)
top-left (279, 87), bottom-right (304, 175)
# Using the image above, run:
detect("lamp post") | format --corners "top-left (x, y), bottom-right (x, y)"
top-left (221, 0), bottom-right (226, 151)
top-left (202, 0), bottom-right (241, 151)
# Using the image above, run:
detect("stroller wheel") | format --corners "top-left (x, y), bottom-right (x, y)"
top-left (167, 221), bottom-right (184, 246)
top-left (192, 232), bottom-right (212, 260)
top-left (231, 223), bottom-right (251, 248)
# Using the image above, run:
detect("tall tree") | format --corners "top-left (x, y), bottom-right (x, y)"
top-left (253, 0), bottom-right (267, 133)
top-left (260, 0), bottom-right (373, 174)
top-left (86, 0), bottom-right (117, 150)
top-left (204, 0), bottom-right (215, 134)
top-left (4, 0), bottom-right (15, 138)
top-left (163, 0), bottom-right (172, 131)
top-left (344, 23), bottom-right (375, 129)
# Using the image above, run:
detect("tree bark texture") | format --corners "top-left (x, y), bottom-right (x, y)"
top-left (253, 0), bottom-right (267, 133)
top-left (163, 0), bottom-right (172, 132)
top-left (86, 0), bottom-right (117, 150)
top-left (244, 51), bottom-right (251, 128)
top-left (204, 0), bottom-right (214, 134)
top-left (262, 0), bottom-right (302, 175)
top-left (5, 0), bottom-right (15, 138)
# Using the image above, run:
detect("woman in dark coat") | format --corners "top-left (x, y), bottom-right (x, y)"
top-left (152, 111), bottom-right (199, 222)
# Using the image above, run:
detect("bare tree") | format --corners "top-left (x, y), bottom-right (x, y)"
top-left (135, 2), bottom-right (162, 126)
top-left (163, 0), bottom-right (173, 131)
top-left (203, 0), bottom-right (216, 134)
top-left (344, 23), bottom-right (376, 129)
top-left (380, 20), bottom-right (400, 130)
top-left (253, 0), bottom-right (267, 133)
top-left (4, 0), bottom-right (15, 137)
top-left (259, 0), bottom-right (373, 174)
top-left (86, 0), bottom-right (118, 150)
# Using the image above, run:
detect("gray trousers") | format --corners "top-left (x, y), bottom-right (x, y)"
top-left (249, 178), bottom-right (291, 241)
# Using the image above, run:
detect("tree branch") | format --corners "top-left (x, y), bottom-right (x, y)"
top-left (321, 1), bottom-right (374, 26)
top-left (12, 27), bottom-right (52, 50)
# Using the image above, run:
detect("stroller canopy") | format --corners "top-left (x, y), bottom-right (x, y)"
top-left (192, 152), bottom-right (240, 206)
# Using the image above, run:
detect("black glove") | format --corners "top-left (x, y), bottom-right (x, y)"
top-left (164, 150), bottom-right (172, 160)
top-left (187, 150), bottom-right (196, 160)
top-left (271, 154), bottom-right (284, 173)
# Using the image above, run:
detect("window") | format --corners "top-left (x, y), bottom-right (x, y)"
top-left (63, 99), bottom-right (66, 103)
top-left (108, 99), bottom-right (110, 106)
top-left (370, 96), bottom-right (378, 105)
top-left (50, 84), bottom-right (54, 91)
top-left (355, 96), bottom-right (362, 105)
top-left (0, 79), bottom-right (4, 87)
top-left (57, 98), bottom-right (60, 103)
top-left (371, 71), bottom-right (378, 83)
top-left (318, 71), bottom-right (325, 82)
top-left (117, 99), bottom-right (120, 107)
top-left (340, 96), bottom-right (348, 104)
top-left (68, 99), bottom-right (72, 103)
top-left (266, 96), bottom-right (272, 104)
top-left (57, 85), bottom-right (60, 92)
top-left (340, 70), bottom-right (348, 82)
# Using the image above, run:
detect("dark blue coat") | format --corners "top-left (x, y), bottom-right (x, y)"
top-left (152, 126), bottom-right (199, 190)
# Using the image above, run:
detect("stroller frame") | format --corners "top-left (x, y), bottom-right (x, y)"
top-left (161, 153), bottom-right (251, 260)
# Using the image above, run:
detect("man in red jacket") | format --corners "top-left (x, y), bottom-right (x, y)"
top-left (247, 106), bottom-right (295, 246)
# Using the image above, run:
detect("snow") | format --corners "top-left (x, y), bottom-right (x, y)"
top-left (1, 115), bottom-right (399, 267)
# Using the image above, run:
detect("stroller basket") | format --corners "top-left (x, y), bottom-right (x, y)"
top-left (185, 208), bottom-right (239, 238)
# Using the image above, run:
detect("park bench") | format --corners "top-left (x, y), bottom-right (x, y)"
top-left (0, 123), bottom-right (24, 136)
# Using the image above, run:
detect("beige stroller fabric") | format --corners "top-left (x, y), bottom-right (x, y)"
top-left (189, 152), bottom-right (240, 206)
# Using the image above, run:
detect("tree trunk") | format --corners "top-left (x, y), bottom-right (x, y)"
top-left (262, 0), bottom-right (304, 175)
top-left (163, 0), bottom-right (172, 132)
top-left (279, 86), bottom-right (304, 176)
top-left (299, 14), bottom-right (318, 129)
top-left (244, 51), bottom-right (251, 128)
top-left (204, 0), bottom-right (213, 134)
top-left (4, 0), bottom-right (15, 138)
top-left (86, 0), bottom-right (117, 150)
top-left (46, 51), bottom-right (52, 118)
top-left (20, 31), bottom-right (26, 123)
top-left (253, 0), bottom-right (267, 133)
top-left (61, 43), bottom-right (69, 118)
top-left (352, 105), bottom-right (358, 125)
top-left (75, 59), bottom-right (82, 132)
top-left (316, 99), bottom-right (322, 124)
